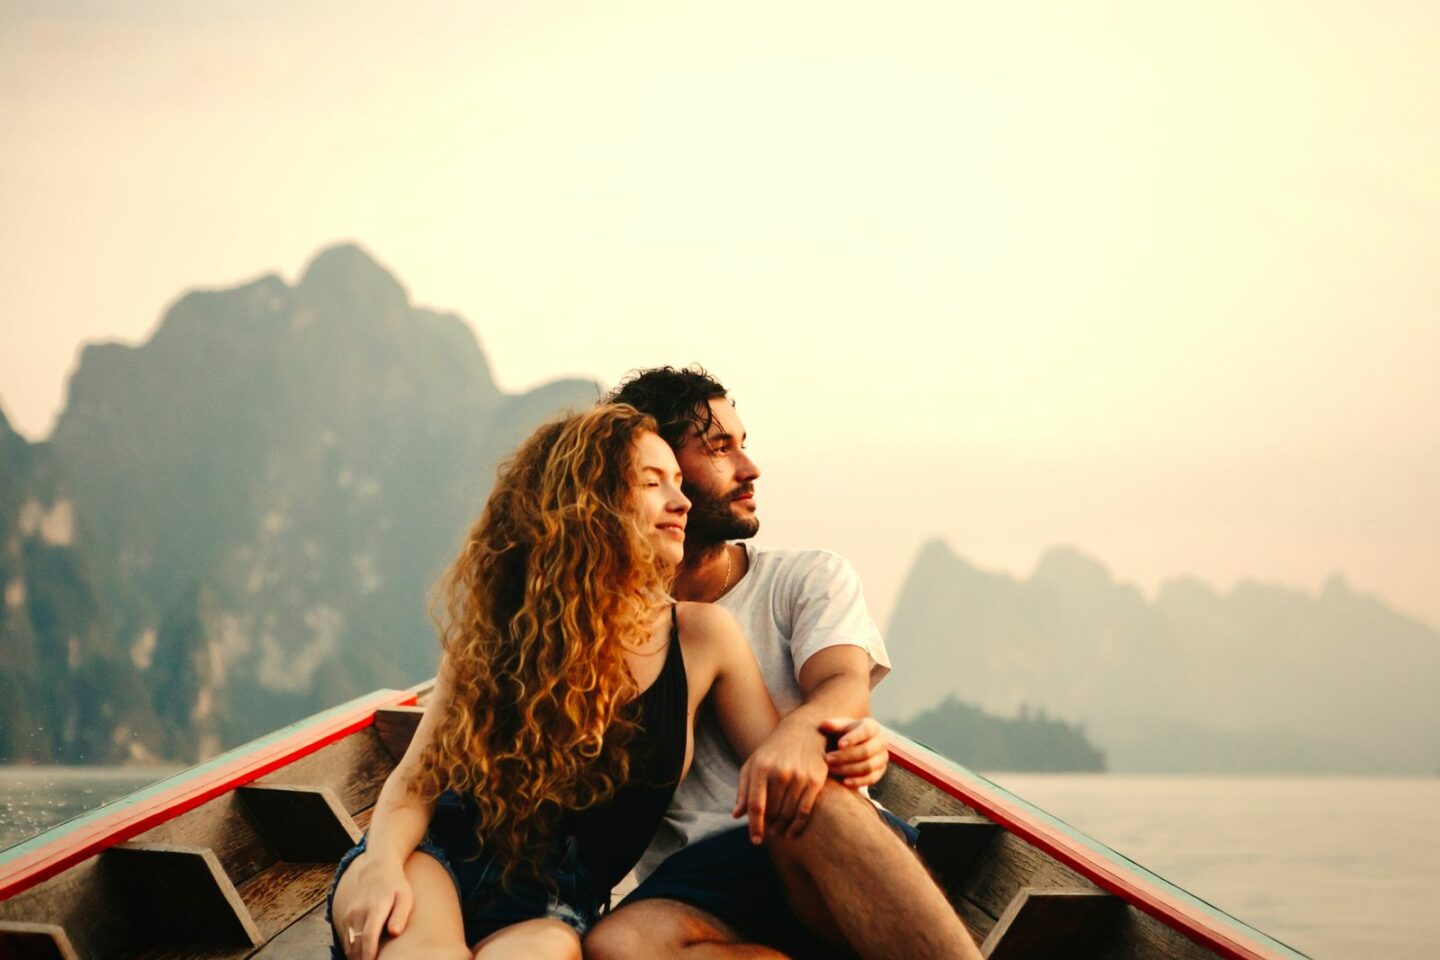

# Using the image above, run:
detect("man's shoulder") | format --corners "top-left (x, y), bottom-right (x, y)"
top-left (748, 543), bottom-right (852, 571)
top-left (749, 544), bottom-right (858, 580)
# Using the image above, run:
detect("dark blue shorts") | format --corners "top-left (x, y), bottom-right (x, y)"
top-left (620, 806), bottom-right (918, 959)
top-left (326, 793), bottom-right (606, 957)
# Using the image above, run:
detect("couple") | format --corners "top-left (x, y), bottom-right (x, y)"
top-left (329, 367), bottom-right (980, 959)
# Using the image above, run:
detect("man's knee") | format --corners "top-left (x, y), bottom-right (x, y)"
top-left (584, 911), bottom-right (650, 960)
top-left (587, 897), bottom-right (742, 959)
top-left (769, 783), bottom-right (889, 865)
top-left (585, 900), bottom-right (699, 960)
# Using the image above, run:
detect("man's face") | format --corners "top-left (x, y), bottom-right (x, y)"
top-left (674, 397), bottom-right (761, 545)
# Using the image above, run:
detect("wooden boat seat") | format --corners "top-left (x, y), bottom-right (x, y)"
top-left (236, 785), bottom-right (361, 862)
top-left (106, 842), bottom-right (263, 947)
top-left (0, 921), bottom-right (80, 960)
top-left (373, 706), bottom-right (425, 761)
top-left (911, 815), bottom-right (1002, 893)
top-left (981, 887), bottom-right (1124, 960)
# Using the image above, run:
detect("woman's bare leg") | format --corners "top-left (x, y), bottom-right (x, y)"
top-left (331, 851), bottom-right (470, 960)
top-left (472, 918), bottom-right (581, 960)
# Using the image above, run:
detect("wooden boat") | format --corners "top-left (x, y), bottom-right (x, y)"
top-left (0, 683), bottom-right (1311, 960)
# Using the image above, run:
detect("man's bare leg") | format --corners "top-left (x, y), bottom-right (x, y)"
top-left (583, 898), bottom-right (789, 959)
top-left (766, 782), bottom-right (983, 960)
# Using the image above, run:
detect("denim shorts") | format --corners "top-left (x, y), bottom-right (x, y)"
top-left (326, 793), bottom-right (607, 957)
top-left (621, 806), bottom-right (919, 960)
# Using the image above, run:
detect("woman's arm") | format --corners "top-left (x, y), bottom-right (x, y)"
top-left (677, 603), bottom-right (783, 845)
top-left (336, 656), bottom-right (455, 959)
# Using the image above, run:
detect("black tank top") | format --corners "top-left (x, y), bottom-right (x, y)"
top-left (564, 603), bottom-right (689, 890)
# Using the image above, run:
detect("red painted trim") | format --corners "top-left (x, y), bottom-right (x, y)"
top-left (888, 739), bottom-right (1298, 960)
top-left (0, 688), bottom-right (418, 901)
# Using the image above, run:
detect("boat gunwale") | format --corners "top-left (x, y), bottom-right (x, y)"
top-left (0, 686), bottom-right (421, 901)
top-left (3, 684), bottom-right (1312, 960)
top-left (887, 731), bottom-right (1311, 960)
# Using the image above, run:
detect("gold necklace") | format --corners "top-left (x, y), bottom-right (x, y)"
top-left (716, 545), bottom-right (733, 601)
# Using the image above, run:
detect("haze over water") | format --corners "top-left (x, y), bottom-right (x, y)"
top-left (990, 773), bottom-right (1440, 960)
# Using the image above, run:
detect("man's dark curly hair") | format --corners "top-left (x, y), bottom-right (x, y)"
top-left (605, 365), bottom-right (730, 450)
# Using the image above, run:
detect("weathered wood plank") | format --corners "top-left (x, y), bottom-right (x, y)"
top-left (0, 922), bottom-right (79, 960)
top-left (912, 815), bottom-right (1001, 892)
top-left (372, 706), bottom-right (425, 762)
top-left (871, 763), bottom-right (977, 821)
top-left (0, 857), bottom-right (137, 960)
top-left (130, 791), bottom-right (277, 887)
top-left (1103, 905), bottom-right (1226, 960)
top-left (128, 943), bottom-right (254, 960)
top-left (251, 904), bottom-right (331, 960)
top-left (252, 731), bottom-right (394, 817)
top-left (959, 830), bottom-right (1099, 922)
top-left (954, 896), bottom-right (999, 945)
top-left (237, 786), bottom-right (360, 863)
top-left (236, 862), bottom-right (337, 942)
top-left (105, 843), bottom-right (261, 947)
top-left (983, 887), bottom-right (1123, 960)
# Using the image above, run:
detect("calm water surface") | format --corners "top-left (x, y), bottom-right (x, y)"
top-left (3, 769), bottom-right (1437, 958)
top-left (0, 766), bottom-right (180, 851)
top-left (989, 774), bottom-right (1440, 960)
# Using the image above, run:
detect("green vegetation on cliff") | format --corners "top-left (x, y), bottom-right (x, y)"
top-left (891, 695), bottom-right (1105, 773)
top-left (0, 244), bottom-right (597, 763)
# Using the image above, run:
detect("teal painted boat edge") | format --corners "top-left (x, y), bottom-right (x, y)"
top-left (887, 729), bottom-right (1313, 960)
top-left (0, 687), bottom-right (414, 893)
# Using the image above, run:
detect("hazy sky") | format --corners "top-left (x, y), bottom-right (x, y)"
top-left (2, 0), bottom-right (1437, 630)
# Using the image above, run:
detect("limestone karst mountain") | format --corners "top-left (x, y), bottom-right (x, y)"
top-left (0, 244), bottom-right (596, 762)
top-left (877, 539), bottom-right (1440, 774)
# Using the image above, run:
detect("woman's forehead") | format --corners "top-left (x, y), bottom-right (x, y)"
top-left (634, 431), bottom-right (681, 472)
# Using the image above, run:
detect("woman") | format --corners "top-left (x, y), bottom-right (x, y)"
top-left (328, 404), bottom-right (779, 960)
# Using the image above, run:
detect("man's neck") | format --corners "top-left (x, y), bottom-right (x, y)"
top-left (674, 540), bottom-right (735, 602)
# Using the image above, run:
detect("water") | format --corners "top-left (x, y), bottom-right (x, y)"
top-left (2, 769), bottom-right (1436, 958)
top-left (0, 766), bottom-right (180, 851)
top-left (988, 774), bottom-right (1440, 960)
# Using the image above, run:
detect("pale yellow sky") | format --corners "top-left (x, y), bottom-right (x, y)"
top-left (2, 0), bottom-right (1437, 629)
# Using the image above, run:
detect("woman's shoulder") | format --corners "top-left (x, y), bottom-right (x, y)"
top-left (673, 601), bottom-right (745, 651)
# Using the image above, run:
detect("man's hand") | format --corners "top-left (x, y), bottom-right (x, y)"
top-left (733, 717), bottom-right (829, 842)
top-left (821, 716), bottom-right (889, 788)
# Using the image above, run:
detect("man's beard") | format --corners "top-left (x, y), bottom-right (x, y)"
top-left (682, 481), bottom-right (759, 545)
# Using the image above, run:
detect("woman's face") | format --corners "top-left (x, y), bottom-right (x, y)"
top-left (631, 431), bottom-right (690, 566)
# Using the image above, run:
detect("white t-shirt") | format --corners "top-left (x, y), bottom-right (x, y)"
top-left (635, 541), bottom-right (891, 879)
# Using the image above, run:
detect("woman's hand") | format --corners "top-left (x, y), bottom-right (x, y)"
top-left (821, 716), bottom-right (889, 788)
top-left (338, 852), bottom-right (414, 960)
top-left (733, 718), bottom-right (829, 842)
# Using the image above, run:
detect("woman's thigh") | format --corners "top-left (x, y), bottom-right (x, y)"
top-left (472, 918), bottom-right (581, 960)
top-left (332, 850), bottom-right (469, 960)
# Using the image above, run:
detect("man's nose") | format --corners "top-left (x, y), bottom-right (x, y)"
top-left (736, 451), bottom-right (760, 482)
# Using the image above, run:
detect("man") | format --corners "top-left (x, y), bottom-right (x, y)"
top-left (585, 367), bottom-right (980, 960)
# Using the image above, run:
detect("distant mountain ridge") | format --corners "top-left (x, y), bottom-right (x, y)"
top-left (876, 540), bottom-right (1440, 774)
top-left (1, 244), bottom-right (597, 763)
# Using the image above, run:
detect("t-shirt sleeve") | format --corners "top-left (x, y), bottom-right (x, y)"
top-left (786, 550), bottom-right (892, 686)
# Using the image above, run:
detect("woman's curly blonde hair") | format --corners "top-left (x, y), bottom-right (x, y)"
top-left (411, 403), bottom-right (668, 881)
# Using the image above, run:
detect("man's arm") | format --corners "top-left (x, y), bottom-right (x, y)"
top-left (737, 644), bottom-right (883, 838)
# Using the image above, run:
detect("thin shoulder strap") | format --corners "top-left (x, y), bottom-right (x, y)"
top-left (669, 601), bottom-right (678, 635)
